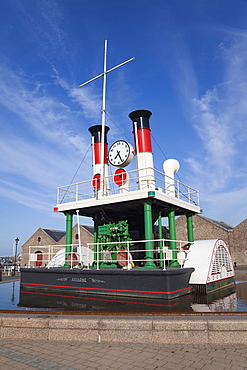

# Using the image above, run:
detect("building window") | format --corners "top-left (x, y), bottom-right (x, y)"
top-left (37, 237), bottom-right (41, 242)
top-left (75, 234), bottom-right (79, 240)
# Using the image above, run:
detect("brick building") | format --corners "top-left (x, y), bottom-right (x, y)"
top-left (231, 219), bottom-right (247, 266)
top-left (21, 224), bottom-right (94, 267)
top-left (176, 214), bottom-right (247, 266)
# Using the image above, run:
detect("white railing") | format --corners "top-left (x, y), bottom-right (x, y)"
top-left (26, 245), bottom-right (80, 268)
top-left (1, 264), bottom-right (21, 275)
top-left (87, 238), bottom-right (191, 270)
top-left (25, 239), bottom-right (192, 270)
top-left (56, 167), bottom-right (199, 207)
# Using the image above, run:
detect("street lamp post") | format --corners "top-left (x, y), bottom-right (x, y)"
top-left (14, 237), bottom-right (19, 275)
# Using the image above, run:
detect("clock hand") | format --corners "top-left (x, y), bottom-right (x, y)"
top-left (115, 150), bottom-right (123, 162)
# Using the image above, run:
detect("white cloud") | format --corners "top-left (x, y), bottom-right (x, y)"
top-left (17, 0), bottom-right (75, 67)
top-left (201, 186), bottom-right (247, 227)
top-left (0, 62), bottom-right (93, 153)
top-left (0, 180), bottom-right (52, 211)
top-left (0, 131), bottom-right (76, 189)
top-left (187, 33), bottom-right (247, 197)
top-left (191, 87), bottom-right (235, 189)
top-left (164, 29), bottom-right (199, 113)
top-left (0, 63), bottom-right (95, 210)
top-left (178, 31), bottom-right (247, 226)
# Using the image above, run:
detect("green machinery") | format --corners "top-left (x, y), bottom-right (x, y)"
top-left (96, 220), bottom-right (132, 267)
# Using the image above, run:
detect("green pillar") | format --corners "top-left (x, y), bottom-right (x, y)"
top-left (186, 213), bottom-right (194, 245)
top-left (158, 212), bottom-right (164, 268)
top-left (63, 213), bottom-right (73, 268)
top-left (168, 208), bottom-right (179, 267)
top-left (143, 201), bottom-right (156, 268)
top-left (93, 218), bottom-right (99, 267)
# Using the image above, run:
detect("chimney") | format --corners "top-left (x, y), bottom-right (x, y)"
top-left (88, 125), bottom-right (110, 195)
top-left (129, 110), bottom-right (155, 190)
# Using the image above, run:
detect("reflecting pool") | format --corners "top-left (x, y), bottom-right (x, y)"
top-left (0, 276), bottom-right (247, 313)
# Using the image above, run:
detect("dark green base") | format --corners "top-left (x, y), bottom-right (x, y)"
top-left (192, 277), bottom-right (235, 295)
top-left (99, 263), bottom-right (118, 268)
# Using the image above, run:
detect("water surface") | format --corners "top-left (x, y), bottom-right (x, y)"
top-left (0, 278), bottom-right (246, 313)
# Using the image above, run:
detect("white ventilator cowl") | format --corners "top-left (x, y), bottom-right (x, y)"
top-left (163, 159), bottom-right (180, 196)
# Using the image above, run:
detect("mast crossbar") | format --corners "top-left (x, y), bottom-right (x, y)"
top-left (78, 57), bottom-right (135, 88)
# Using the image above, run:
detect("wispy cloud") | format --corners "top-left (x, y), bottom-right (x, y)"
top-left (191, 87), bottom-right (236, 189)
top-left (17, 0), bottom-right (75, 69)
top-left (53, 69), bottom-right (102, 121)
top-left (164, 23), bottom-right (247, 225)
top-left (171, 42), bottom-right (199, 112)
top-left (0, 130), bottom-right (79, 189)
top-left (202, 186), bottom-right (247, 226)
top-left (0, 63), bottom-right (92, 153)
top-left (185, 30), bottom-right (247, 224)
top-left (0, 62), bottom-right (95, 210)
top-left (0, 180), bottom-right (52, 211)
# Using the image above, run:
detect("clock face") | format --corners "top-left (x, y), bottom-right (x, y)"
top-left (108, 140), bottom-right (133, 167)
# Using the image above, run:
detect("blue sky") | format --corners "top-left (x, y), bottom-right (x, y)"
top-left (1, 0), bottom-right (247, 256)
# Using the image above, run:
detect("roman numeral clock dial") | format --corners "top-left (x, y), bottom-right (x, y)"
top-left (108, 140), bottom-right (134, 167)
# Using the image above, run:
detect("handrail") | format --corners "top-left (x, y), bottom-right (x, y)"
top-left (56, 167), bottom-right (199, 207)
top-left (26, 239), bottom-right (193, 269)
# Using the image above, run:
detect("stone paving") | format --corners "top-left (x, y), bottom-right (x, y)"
top-left (0, 341), bottom-right (247, 369)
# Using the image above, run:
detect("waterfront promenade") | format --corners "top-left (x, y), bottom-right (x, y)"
top-left (0, 340), bottom-right (247, 369)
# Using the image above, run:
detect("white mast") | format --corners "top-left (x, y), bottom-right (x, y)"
top-left (100, 39), bottom-right (107, 190)
top-left (79, 39), bottom-right (135, 195)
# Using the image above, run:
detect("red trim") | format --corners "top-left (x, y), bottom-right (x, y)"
top-left (210, 269), bottom-right (234, 276)
top-left (136, 128), bottom-right (152, 152)
top-left (206, 275), bottom-right (235, 284)
top-left (20, 282), bottom-right (190, 295)
top-left (94, 142), bottom-right (108, 164)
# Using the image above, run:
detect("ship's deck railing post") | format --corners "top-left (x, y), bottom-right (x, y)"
top-left (96, 242), bottom-right (99, 270)
top-left (162, 239), bottom-right (166, 271)
top-left (127, 240), bottom-right (131, 270)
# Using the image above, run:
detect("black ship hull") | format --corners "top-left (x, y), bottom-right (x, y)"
top-left (20, 267), bottom-right (194, 300)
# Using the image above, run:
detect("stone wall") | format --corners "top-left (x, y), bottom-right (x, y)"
top-left (176, 215), bottom-right (247, 266)
top-left (59, 225), bottom-right (94, 250)
top-left (176, 215), bottom-right (232, 245)
top-left (231, 219), bottom-right (247, 266)
top-left (22, 228), bottom-right (58, 267)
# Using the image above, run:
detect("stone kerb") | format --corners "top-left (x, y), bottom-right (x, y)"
top-left (1, 314), bottom-right (247, 345)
